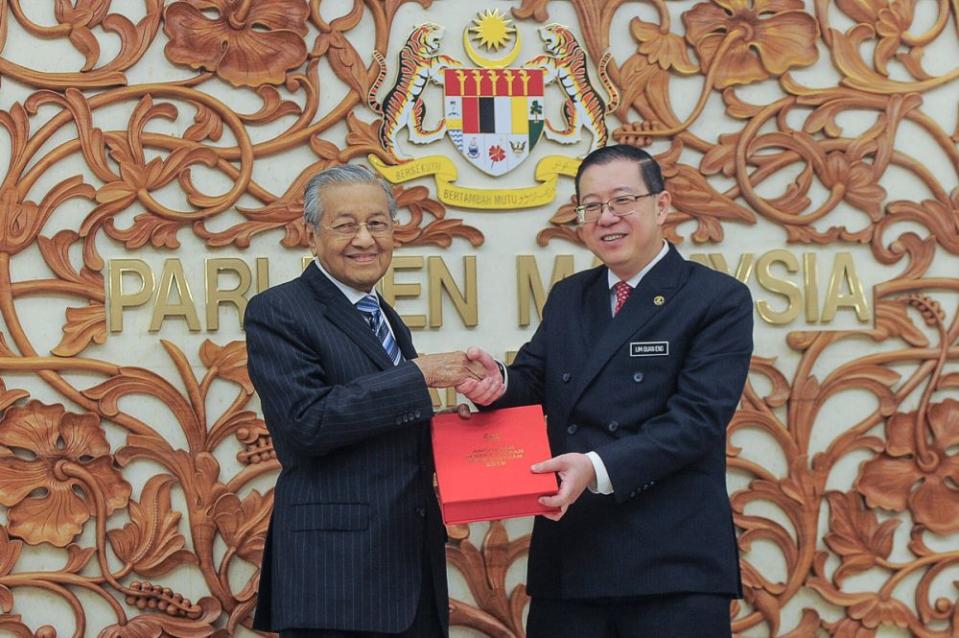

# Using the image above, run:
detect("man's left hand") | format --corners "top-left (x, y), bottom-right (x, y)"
top-left (531, 453), bottom-right (596, 521)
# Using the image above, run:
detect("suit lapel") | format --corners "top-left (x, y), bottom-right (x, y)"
top-left (301, 265), bottom-right (394, 370)
top-left (564, 245), bottom-right (687, 419)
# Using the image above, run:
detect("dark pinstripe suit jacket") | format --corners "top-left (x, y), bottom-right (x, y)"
top-left (245, 264), bottom-right (447, 633)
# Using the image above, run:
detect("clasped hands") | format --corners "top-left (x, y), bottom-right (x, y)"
top-left (413, 346), bottom-right (505, 404)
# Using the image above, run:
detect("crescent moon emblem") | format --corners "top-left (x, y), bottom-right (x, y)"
top-left (463, 29), bottom-right (522, 69)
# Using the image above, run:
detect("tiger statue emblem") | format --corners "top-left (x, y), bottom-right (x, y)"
top-left (525, 24), bottom-right (619, 152)
top-left (368, 23), bottom-right (462, 160)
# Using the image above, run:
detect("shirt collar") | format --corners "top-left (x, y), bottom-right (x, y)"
top-left (607, 240), bottom-right (670, 290)
top-left (313, 257), bottom-right (380, 306)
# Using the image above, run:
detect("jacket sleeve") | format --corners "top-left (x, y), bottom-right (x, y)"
top-left (244, 293), bottom-right (435, 456)
top-left (488, 292), bottom-right (554, 410)
top-left (597, 283), bottom-right (754, 503)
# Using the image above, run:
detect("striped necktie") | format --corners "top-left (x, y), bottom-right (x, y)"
top-left (355, 294), bottom-right (402, 366)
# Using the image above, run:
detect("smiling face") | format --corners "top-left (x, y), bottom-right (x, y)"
top-left (576, 158), bottom-right (670, 281)
top-left (306, 183), bottom-right (394, 292)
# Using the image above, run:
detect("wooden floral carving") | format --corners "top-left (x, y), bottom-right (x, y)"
top-left (683, 0), bottom-right (820, 89)
top-left (163, 0), bottom-right (310, 88)
top-left (856, 399), bottom-right (959, 534)
top-left (0, 0), bottom-right (958, 636)
top-left (0, 401), bottom-right (131, 547)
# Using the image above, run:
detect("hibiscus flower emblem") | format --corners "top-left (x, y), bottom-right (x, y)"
top-left (856, 399), bottom-right (959, 534)
top-left (682, 0), bottom-right (819, 89)
top-left (0, 401), bottom-right (131, 546)
top-left (488, 145), bottom-right (506, 163)
top-left (163, 0), bottom-right (310, 87)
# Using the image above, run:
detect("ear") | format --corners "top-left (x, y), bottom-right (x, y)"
top-left (304, 223), bottom-right (318, 256)
top-left (655, 190), bottom-right (671, 223)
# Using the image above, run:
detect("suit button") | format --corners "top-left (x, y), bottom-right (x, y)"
top-left (607, 421), bottom-right (619, 432)
top-left (567, 424), bottom-right (578, 435)
top-left (416, 507), bottom-right (426, 518)
top-left (633, 372), bottom-right (644, 383)
top-left (414, 409), bottom-right (421, 418)
top-left (561, 372), bottom-right (571, 383)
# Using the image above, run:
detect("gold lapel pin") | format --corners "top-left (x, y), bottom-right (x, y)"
top-left (653, 295), bottom-right (665, 306)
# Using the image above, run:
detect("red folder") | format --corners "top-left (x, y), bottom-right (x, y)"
top-left (431, 404), bottom-right (560, 525)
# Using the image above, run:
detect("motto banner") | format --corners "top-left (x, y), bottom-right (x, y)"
top-left (0, 1), bottom-right (958, 636)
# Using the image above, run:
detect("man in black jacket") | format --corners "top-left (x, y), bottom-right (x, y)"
top-left (461, 145), bottom-right (753, 638)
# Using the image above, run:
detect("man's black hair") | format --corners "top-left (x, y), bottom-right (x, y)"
top-left (574, 144), bottom-right (665, 197)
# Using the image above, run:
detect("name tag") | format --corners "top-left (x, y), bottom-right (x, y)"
top-left (630, 341), bottom-right (669, 357)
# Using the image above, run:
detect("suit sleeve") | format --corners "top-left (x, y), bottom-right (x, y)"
top-left (597, 283), bottom-right (753, 503)
top-left (244, 294), bottom-right (435, 456)
top-left (488, 293), bottom-right (553, 409)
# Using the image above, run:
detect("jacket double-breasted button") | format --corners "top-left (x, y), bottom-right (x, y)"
top-left (561, 372), bottom-right (571, 383)
top-left (567, 424), bottom-right (578, 435)
top-left (607, 421), bottom-right (619, 432)
top-left (633, 372), bottom-right (645, 383)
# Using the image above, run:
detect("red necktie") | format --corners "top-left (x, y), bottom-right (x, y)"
top-left (613, 281), bottom-right (632, 315)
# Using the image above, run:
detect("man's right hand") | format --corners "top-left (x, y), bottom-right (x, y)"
top-left (456, 347), bottom-right (506, 406)
top-left (413, 351), bottom-right (486, 388)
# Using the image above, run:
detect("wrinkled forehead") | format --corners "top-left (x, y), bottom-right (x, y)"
top-left (319, 183), bottom-right (391, 222)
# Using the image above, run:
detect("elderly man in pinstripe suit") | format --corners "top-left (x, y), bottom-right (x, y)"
top-left (245, 164), bottom-right (501, 637)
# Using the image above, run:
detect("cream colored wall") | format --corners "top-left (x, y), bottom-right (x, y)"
top-left (1, 1), bottom-right (958, 636)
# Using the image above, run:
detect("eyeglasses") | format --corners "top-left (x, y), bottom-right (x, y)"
top-left (324, 218), bottom-right (394, 238)
top-left (575, 193), bottom-right (659, 224)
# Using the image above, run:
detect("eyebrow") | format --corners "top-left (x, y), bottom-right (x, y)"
top-left (330, 211), bottom-right (389, 220)
top-left (581, 187), bottom-right (645, 200)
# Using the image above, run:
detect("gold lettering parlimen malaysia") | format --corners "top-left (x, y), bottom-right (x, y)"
top-left (107, 255), bottom-right (478, 333)
top-left (105, 250), bottom-right (871, 334)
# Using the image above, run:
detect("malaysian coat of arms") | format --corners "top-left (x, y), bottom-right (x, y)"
top-left (368, 11), bottom-right (619, 209)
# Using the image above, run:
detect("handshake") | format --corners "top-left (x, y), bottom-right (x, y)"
top-left (412, 347), bottom-right (505, 406)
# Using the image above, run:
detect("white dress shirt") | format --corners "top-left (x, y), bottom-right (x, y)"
top-left (313, 258), bottom-right (397, 342)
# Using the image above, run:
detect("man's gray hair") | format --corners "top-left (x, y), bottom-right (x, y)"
top-left (302, 164), bottom-right (398, 228)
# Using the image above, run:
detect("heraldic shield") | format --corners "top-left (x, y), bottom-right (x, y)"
top-left (443, 68), bottom-right (545, 177)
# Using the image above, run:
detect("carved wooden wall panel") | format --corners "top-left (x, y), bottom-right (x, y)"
top-left (0, 0), bottom-right (957, 636)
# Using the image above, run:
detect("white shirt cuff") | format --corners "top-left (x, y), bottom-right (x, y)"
top-left (585, 451), bottom-right (613, 494)
top-left (496, 360), bottom-right (508, 393)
